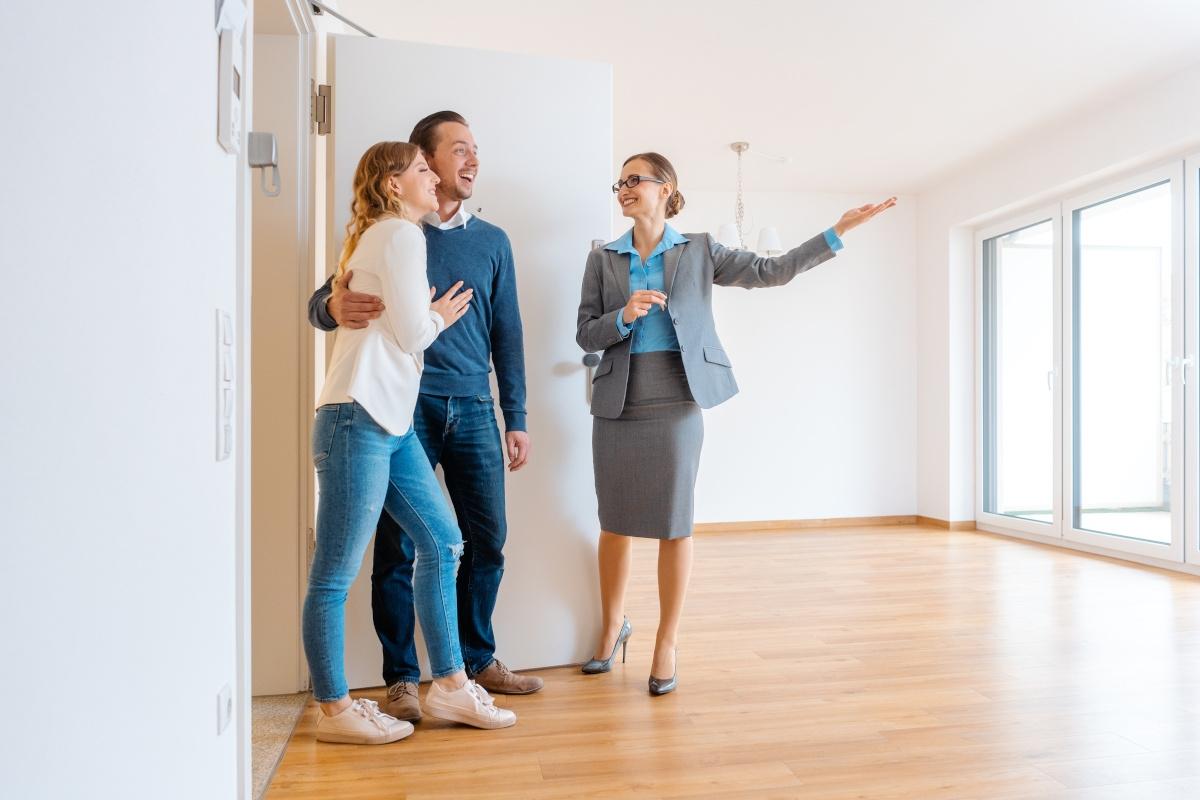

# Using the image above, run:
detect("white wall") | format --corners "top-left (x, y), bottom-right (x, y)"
top-left (670, 191), bottom-right (918, 522)
top-left (1, 4), bottom-right (244, 798)
top-left (916, 61), bottom-right (1200, 522)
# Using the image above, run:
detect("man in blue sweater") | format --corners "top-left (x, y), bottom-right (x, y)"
top-left (308, 111), bottom-right (541, 720)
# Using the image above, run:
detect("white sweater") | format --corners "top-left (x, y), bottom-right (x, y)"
top-left (316, 217), bottom-right (445, 435)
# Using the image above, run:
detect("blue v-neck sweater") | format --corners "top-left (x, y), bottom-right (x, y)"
top-left (311, 216), bottom-right (527, 432)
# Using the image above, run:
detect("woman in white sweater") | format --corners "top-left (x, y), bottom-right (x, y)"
top-left (304, 141), bottom-right (517, 745)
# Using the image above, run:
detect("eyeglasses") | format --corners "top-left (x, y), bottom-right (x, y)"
top-left (611, 175), bottom-right (666, 194)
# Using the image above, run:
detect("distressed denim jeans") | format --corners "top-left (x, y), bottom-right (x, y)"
top-left (302, 401), bottom-right (465, 701)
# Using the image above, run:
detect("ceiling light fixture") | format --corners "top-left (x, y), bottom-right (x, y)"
top-left (717, 141), bottom-right (789, 256)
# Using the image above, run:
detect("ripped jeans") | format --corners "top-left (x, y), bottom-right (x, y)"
top-left (303, 402), bottom-right (465, 701)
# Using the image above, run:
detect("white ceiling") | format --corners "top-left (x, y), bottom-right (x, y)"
top-left (331, 0), bottom-right (1200, 194)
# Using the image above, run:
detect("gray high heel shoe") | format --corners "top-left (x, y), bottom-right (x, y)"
top-left (648, 648), bottom-right (677, 696)
top-left (581, 617), bottom-right (632, 674)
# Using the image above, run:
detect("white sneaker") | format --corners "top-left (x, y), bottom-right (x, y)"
top-left (315, 698), bottom-right (415, 744)
top-left (424, 679), bottom-right (517, 730)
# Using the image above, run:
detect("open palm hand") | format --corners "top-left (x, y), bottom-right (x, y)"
top-left (834, 197), bottom-right (897, 237)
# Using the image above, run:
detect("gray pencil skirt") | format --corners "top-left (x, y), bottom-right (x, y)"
top-left (592, 351), bottom-right (703, 540)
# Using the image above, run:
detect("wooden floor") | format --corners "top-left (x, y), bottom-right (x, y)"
top-left (266, 525), bottom-right (1200, 799)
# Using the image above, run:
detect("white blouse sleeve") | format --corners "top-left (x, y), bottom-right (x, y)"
top-left (377, 221), bottom-right (445, 353)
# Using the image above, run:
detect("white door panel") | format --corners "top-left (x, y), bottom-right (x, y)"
top-left (325, 36), bottom-right (612, 688)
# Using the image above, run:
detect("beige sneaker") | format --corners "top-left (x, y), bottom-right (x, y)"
top-left (474, 659), bottom-right (544, 695)
top-left (382, 680), bottom-right (422, 722)
top-left (424, 680), bottom-right (517, 730)
top-left (315, 698), bottom-right (414, 745)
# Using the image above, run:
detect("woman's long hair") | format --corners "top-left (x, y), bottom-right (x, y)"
top-left (336, 141), bottom-right (421, 279)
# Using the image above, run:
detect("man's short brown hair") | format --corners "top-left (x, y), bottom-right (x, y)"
top-left (409, 110), bottom-right (468, 156)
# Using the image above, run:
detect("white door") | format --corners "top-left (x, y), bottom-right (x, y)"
top-left (1062, 163), bottom-right (1186, 562)
top-left (323, 36), bottom-right (612, 688)
top-left (975, 207), bottom-right (1063, 540)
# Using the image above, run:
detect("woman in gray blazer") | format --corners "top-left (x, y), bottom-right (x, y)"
top-left (576, 151), bottom-right (895, 694)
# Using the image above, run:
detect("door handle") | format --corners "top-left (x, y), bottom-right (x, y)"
top-left (583, 353), bottom-right (600, 404)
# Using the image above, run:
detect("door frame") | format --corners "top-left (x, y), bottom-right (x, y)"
top-left (974, 205), bottom-right (1063, 540)
top-left (236, 0), bottom-right (318, 796)
top-left (1061, 162), bottom-right (1186, 563)
top-left (1185, 152), bottom-right (1200, 567)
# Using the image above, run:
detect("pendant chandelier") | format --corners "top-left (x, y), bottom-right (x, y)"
top-left (716, 141), bottom-right (785, 256)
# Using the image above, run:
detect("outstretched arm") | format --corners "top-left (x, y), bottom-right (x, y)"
top-left (832, 197), bottom-right (897, 238)
top-left (712, 197), bottom-right (897, 288)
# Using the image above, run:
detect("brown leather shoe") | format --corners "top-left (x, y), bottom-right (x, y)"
top-left (473, 659), bottom-right (544, 695)
top-left (381, 680), bottom-right (422, 722)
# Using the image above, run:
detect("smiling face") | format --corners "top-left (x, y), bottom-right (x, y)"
top-left (389, 152), bottom-right (440, 218)
top-left (425, 121), bottom-right (479, 203)
top-left (616, 158), bottom-right (672, 220)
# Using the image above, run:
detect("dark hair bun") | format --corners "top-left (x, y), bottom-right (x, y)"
top-left (666, 190), bottom-right (686, 219)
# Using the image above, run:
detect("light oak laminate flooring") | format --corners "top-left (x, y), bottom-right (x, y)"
top-left (266, 525), bottom-right (1200, 799)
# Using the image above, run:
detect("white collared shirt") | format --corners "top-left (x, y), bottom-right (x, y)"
top-left (422, 203), bottom-right (472, 231)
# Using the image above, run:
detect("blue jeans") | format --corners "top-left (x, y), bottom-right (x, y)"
top-left (303, 402), bottom-right (465, 702)
top-left (371, 393), bottom-right (508, 682)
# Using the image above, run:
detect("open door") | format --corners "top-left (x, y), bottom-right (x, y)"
top-left (322, 36), bottom-right (613, 688)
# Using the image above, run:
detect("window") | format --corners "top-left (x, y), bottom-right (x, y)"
top-left (982, 220), bottom-right (1055, 524)
top-left (978, 161), bottom-right (1190, 566)
top-left (1071, 182), bottom-right (1174, 544)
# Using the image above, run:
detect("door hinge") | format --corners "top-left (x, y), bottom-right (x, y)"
top-left (311, 81), bottom-right (331, 135)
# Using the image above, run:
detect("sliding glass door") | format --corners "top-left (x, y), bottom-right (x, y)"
top-left (1063, 165), bottom-right (1184, 560)
top-left (979, 160), bottom-right (1195, 567)
top-left (977, 210), bottom-right (1061, 537)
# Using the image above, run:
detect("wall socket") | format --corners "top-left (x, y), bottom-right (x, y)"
top-left (217, 683), bottom-right (233, 735)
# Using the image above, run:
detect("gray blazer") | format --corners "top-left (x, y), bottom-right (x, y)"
top-left (576, 232), bottom-right (837, 419)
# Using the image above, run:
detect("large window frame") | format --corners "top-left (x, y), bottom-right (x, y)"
top-left (975, 207), bottom-right (1062, 540)
top-left (1062, 163), bottom-right (1185, 562)
top-left (977, 158), bottom-right (1195, 569)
